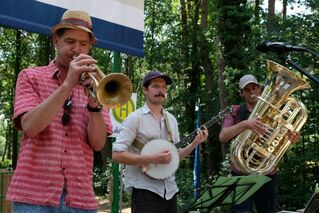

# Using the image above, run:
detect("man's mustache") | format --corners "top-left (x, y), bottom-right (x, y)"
top-left (155, 93), bottom-right (165, 98)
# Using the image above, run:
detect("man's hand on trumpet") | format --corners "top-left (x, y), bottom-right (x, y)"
top-left (69, 54), bottom-right (103, 108)
top-left (64, 54), bottom-right (97, 89)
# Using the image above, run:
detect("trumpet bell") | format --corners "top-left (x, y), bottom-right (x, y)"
top-left (97, 73), bottom-right (133, 108)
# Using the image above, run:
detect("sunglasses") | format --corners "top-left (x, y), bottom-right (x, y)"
top-left (62, 98), bottom-right (72, 126)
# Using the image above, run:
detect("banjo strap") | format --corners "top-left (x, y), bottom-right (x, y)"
top-left (132, 109), bottom-right (173, 151)
top-left (132, 140), bottom-right (145, 151)
top-left (163, 111), bottom-right (173, 142)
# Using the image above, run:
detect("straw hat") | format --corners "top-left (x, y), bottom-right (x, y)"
top-left (51, 9), bottom-right (96, 44)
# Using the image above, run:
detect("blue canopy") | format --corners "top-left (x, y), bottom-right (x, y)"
top-left (0, 0), bottom-right (144, 57)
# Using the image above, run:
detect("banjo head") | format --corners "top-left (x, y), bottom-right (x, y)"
top-left (141, 139), bottom-right (180, 180)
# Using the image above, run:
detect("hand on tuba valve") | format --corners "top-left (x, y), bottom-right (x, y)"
top-left (73, 55), bottom-right (133, 109)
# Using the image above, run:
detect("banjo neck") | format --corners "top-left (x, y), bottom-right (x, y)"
top-left (175, 107), bottom-right (232, 149)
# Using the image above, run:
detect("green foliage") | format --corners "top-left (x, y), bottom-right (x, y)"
top-left (0, 159), bottom-right (11, 169)
top-left (175, 159), bottom-right (194, 211)
top-left (219, 153), bottom-right (232, 177)
top-left (216, 0), bottom-right (256, 70)
top-left (306, 0), bottom-right (319, 10)
top-left (93, 162), bottom-right (112, 196)
top-left (1, 0), bottom-right (319, 210)
top-left (93, 163), bottom-right (131, 204)
top-left (0, 121), bottom-right (6, 156)
top-left (90, 48), bottom-right (113, 73)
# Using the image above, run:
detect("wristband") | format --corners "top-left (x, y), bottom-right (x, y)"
top-left (87, 104), bottom-right (103, 112)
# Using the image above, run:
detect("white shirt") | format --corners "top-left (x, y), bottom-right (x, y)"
top-left (112, 104), bottom-right (180, 199)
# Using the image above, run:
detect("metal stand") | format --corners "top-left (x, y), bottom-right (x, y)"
top-left (277, 48), bottom-right (319, 86)
top-left (185, 174), bottom-right (271, 213)
top-left (303, 184), bottom-right (319, 213)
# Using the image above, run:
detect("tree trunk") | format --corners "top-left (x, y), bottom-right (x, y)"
top-left (187, 0), bottom-right (200, 134)
top-left (268, 0), bottom-right (276, 32)
top-left (179, 0), bottom-right (189, 62)
top-left (217, 57), bottom-right (228, 159)
top-left (178, 0), bottom-right (202, 173)
top-left (200, 0), bottom-right (219, 175)
top-left (200, 0), bottom-right (213, 98)
top-left (282, 0), bottom-right (287, 21)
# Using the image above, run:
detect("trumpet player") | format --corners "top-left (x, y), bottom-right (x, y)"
top-left (219, 74), bottom-right (300, 213)
top-left (6, 10), bottom-right (112, 213)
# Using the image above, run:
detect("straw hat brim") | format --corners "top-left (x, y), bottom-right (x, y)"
top-left (51, 23), bottom-right (97, 44)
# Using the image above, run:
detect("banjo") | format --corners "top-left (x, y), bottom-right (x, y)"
top-left (140, 107), bottom-right (231, 180)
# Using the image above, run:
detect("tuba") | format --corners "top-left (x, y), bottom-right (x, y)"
top-left (231, 60), bottom-right (311, 175)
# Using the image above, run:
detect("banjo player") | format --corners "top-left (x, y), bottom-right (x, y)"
top-left (112, 70), bottom-right (208, 213)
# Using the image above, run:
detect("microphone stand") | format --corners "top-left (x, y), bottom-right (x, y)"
top-left (277, 48), bottom-right (319, 86)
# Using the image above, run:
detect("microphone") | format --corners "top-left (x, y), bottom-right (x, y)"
top-left (256, 40), bottom-right (307, 53)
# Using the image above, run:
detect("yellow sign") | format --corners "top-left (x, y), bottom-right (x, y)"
top-left (112, 99), bottom-right (135, 123)
top-left (110, 93), bottom-right (137, 136)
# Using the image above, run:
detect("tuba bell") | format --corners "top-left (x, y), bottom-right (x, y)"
top-left (231, 60), bottom-right (311, 175)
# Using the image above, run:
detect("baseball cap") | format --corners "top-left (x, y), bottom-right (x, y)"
top-left (51, 9), bottom-right (96, 44)
top-left (239, 74), bottom-right (259, 89)
top-left (142, 71), bottom-right (172, 86)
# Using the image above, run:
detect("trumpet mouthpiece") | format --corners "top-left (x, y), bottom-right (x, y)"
top-left (72, 54), bottom-right (79, 60)
top-left (250, 93), bottom-right (257, 98)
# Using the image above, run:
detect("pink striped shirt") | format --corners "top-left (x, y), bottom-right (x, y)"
top-left (6, 61), bottom-right (112, 209)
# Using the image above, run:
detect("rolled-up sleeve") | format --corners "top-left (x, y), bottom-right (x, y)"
top-left (112, 111), bottom-right (140, 152)
top-left (222, 105), bottom-right (240, 128)
top-left (13, 69), bottom-right (42, 129)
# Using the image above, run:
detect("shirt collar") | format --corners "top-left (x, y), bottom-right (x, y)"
top-left (50, 60), bottom-right (70, 82)
top-left (142, 104), bottom-right (165, 116)
top-left (141, 104), bottom-right (151, 114)
top-left (48, 60), bottom-right (60, 79)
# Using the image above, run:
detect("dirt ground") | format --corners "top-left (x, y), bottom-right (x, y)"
top-left (97, 198), bottom-right (131, 213)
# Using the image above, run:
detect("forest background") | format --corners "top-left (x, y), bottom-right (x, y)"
top-left (1, 0), bottom-right (319, 212)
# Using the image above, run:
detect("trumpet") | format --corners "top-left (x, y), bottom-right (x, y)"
top-left (74, 56), bottom-right (133, 109)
